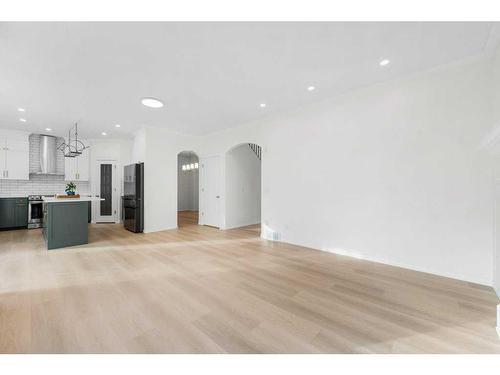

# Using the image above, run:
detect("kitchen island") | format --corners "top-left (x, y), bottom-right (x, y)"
top-left (42, 196), bottom-right (103, 250)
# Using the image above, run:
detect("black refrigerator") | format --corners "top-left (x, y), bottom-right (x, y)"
top-left (123, 163), bottom-right (144, 233)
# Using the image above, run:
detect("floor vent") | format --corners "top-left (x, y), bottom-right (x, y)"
top-left (263, 226), bottom-right (281, 241)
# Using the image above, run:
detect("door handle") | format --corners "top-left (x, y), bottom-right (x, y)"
top-left (216, 195), bottom-right (220, 198)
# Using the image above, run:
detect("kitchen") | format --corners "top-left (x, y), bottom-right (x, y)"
top-left (0, 127), bottom-right (141, 249)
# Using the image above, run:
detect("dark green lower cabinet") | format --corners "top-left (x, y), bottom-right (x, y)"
top-left (0, 197), bottom-right (28, 229)
top-left (43, 201), bottom-right (89, 250)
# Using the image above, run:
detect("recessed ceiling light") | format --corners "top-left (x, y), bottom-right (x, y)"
top-left (379, 59), bottom-right (390, 66)
top-left (141, 97), bottom-right (164, 108)
top-left (19, 118), bottom-right (26, 122)
top-left (307, 86), bottom-right (315, 91)
top-left (45, 128), bottom-right (52, 132)
top-left (115, 124), bottom-right (121, 128)
top-left (260, 103), bottom-right (267, 108)
top-left (101, 132), bottom-right (107, 136)
top-left (18, 108), bottom-right (25, 112)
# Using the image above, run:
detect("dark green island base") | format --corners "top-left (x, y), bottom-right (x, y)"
top-left (43, 201), bottom-right (89, 250)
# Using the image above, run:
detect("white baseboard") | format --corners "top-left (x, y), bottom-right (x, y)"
top-left (497, 304), bottom-right (500, 339)
top-left (225, 220), bottom-right (260, 230)
top-left (276, 238), bottom-right (492, 286)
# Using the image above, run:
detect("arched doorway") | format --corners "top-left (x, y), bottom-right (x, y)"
top-left (225, 143), bottom-right (262, 233)
top-left (177, 151), bottom-right (200, 227)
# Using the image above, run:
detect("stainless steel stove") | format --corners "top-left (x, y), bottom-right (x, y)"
top-left (28, 195), bottom-right (53, 229)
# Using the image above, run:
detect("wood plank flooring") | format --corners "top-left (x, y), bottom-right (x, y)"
top-left (0, 212), bottom-right (499, 353)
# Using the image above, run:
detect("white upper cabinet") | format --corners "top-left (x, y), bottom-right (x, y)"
top-left (64, 146), bottom-right (89, 181)
top-left (64, 154), bottom-right (77, 181)
top-left (77, 147), bottom-right (90, 181)
top-left (0, 137), bottom-right (29, 180)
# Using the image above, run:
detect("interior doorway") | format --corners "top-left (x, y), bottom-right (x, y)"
top-left (94, 160), bottom-right (118, 223)
top-left (225, 143), bottom-right (262, 232)
top-left (199, 155), bottom-right (222, 228)
top-left (177, 151), bottom-right (199, 227)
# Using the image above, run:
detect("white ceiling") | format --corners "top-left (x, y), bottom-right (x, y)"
top-left (0, 22), bottom-right (498, 138)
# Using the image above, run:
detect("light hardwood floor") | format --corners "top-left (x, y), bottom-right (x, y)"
top-left (1, 212), bottom-right (499, 353)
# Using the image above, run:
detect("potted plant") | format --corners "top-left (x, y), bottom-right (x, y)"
top-left (65, 181), bottom-right (77, 196)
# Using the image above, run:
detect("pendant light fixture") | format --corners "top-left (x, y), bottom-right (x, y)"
top-left (58, 122), bottom-right (90, 157)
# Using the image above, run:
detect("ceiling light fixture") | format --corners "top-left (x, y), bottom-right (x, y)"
top-left (379, 59), bottom-right (390, 66)
top-left (58, 123), bottom-right (90, 158)
top-left (260, 103), bottom-right (267, 108)
top-left (18, 108), bottom-right (25, 112)
top-left (307, 86), bottom-right (315, 91)
top-left (45, 128), bottom-right (52, 132)
top-left (19, 118), bottom-right (26, 122)
top-left (141, 97), bottom-right (164, 108)
top-left (115, 124), bottom-right (121, 128)
top-left (101, 132), bottom-right (107, 136)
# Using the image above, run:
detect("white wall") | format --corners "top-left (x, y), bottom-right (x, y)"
top-left (491, 45), bottom-right (500, 296)
top-left (138, 127), bottom-right (195, 233)
top-left (139, 57), bottom-right (496, 285)
top-left (132, 128), bottom-right (146, 164)
top-left (177, 152), bottom-right (199, 211)
top-left (225, 144), bottom-right (261, 229)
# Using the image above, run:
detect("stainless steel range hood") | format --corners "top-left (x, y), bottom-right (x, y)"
top-left (37, 135), bottom-right (58, 175)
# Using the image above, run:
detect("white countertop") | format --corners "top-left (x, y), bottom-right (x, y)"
top-left (42, 196), bottom-right (104, 203)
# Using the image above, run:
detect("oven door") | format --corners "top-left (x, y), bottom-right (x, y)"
top-left (28, 201), bottom-right (43, 226)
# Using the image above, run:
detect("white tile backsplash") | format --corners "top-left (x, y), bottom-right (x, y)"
top-left (0, 134), bottom-right (90, 197)
top-left (0, 174), bottom-right (89, 197)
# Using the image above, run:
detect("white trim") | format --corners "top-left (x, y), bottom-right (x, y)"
top-left (273, 238), bottom-right (493, 286)
top-left (93, 159), bottom-right (119, 223)
top-left (225, 220), bottom-right (261, 230)
top-left (497, 304), bottom-right (500, 339)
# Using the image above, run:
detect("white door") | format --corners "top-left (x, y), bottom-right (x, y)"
top-left (94, 160), bottom-right (118, 223)
top-left (200, 155), bottom-right (221, 228)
